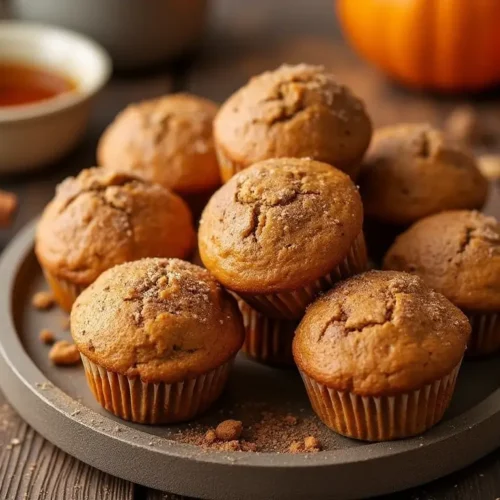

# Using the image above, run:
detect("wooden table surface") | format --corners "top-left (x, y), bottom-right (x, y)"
top-left (2, 1), bottom-right (500, 498)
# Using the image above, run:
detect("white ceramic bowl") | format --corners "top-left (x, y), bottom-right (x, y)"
top-left (0, 21), bottom-right (111, 173)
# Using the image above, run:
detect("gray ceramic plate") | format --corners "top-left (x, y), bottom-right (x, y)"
top-left (1, 219), bottom-right (500, 500)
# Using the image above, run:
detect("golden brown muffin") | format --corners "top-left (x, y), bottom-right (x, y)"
top-left (214, 64), bottom-right (372, 182)
top-left (71, 258), bottom-right (244, 424)
top-left (36, 168), bottom-right (195, 312)
top-left (384, 210), bottom-right (500, 355)
top-left (236, 298), bottom-right (297, 367)
top-left (293, 271), bottom-right (470, 441)
top-left (97, 93), bottom-right (220, 214)
top-left (359, 123), bottom-right (488, 226)
top-left (199, 158), bottom-right (367, 319)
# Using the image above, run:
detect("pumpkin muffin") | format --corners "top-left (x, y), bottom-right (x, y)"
top-left (198, 158), bottom-right (367, 320)
top-left (359, 123), bottom-right (488, 226)
top-left (384, 210), bottom-right (500, 356)
top-left (97, 93), bottom-right (220, 216)
top-left (71, 258), bottom-right (244, 424)
top-left (237, 299), bottom-right (297, 366)
top-left (36, 168), bottom-right (195, 312)
top-left (214, 63), bottom-right (372, 182)
top-left (293, 271), bottom-right (470, 441)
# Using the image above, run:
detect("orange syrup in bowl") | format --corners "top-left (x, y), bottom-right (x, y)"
top-left (0, 61), bottom-right (76, 107)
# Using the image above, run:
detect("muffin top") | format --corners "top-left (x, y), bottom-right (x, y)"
top-left (36, 168), bottom-right (195, 286)
top-left (97, 93), bottom-right (220, 194)
top-left (384, 210), bottom-right (500, 311)
top-left (198, 158), bottom-right (363, 293)
top-left (359, 123), bottom-right (488, 225)
top-left (214, 64), bottom-right (372, 177)
top-left (71, 258), bottom-right (244, 383)
top-left (293, 271), bottom-right (470, 396)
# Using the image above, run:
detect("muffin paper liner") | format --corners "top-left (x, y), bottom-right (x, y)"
top-left (43, 270), bottom-right (86, 313)
top-left (81, 355), bottom-right (233, 424)
top-left (467, 311), bottom-right (500, 356)
top-left (238, 232), bottom-right (368, 320)
top-left (299, 360), bottom-right (462, 441)
top-left (216, 148), bottom-right (246, 183)
top-left (237, 300), bottom-right (297, 366)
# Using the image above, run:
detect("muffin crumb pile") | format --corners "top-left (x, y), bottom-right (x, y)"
top-left (175, 410), bottom-right (321, 453)
top-left (289, 436), bottom-right (322, 454)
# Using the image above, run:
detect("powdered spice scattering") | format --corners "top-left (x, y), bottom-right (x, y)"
top-left (174, 410), bottom-right (322, 453)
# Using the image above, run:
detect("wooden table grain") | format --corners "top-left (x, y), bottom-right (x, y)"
top-left (2, 0), bottom-right (500, 498)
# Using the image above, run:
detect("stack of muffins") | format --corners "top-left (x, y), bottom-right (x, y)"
top-left (35, 63), bottom-right (495, 442)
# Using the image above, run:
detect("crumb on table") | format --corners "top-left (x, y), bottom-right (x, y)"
top-left (60, 316), bottom-right (71, 331)
top-left (39, 329), bottom-right (55, 345)
top-left (32, 291), bottom-right (55, 311)
top-left (49, 340), bottom-right (81, 366)
top-left (0, 190), bottom-right (17, 228)
top-left (444, 106), bottom-right (481, 146)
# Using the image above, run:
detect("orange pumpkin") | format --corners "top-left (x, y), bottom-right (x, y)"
top-left (336, 0), bottom-right (500, 92)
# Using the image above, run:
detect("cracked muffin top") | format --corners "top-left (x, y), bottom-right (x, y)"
top-left (214, 64), bottom-right (372, 179)
top-left (36, 167), bottom-right (195, 286)
top-left (198, 158), bottom-right (363, 293)
top-left (384, 211), bottom-right (500, 311)
top-left (71, 258), bottom-right (244, 383)
top-left (293, 271), bottom-right (470, 395)
top-left (97, 93), bottom-right (220, 194)
top-left (358, 123), bottom-right (488, 226)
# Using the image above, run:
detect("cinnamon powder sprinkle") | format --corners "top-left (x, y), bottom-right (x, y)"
top-left (32, 291), bottom-right (55, 310)
top-left (175, 411), bottom-right (321, 453)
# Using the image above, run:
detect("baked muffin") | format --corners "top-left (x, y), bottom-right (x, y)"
top-left (293, 271), bottom-right (470, 441)
top-left (359, 123), bottom-right (488, 226)
top-left (71, 258), bottom-right (244, 424)
top-left (384, 210), bottom-right (500, 356)
top-left (359, 123), bottom-right (488, 262)
top-left (36, 168), bottom-right (195, 312)
top-left (237, 299), bottom-right (297, 366)
top-left (97, 93), bottom-right (220, 216)
top-left (214, 63), bottom-right (372, 182)
top-left (198, 158), bottom-right (367, 320)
